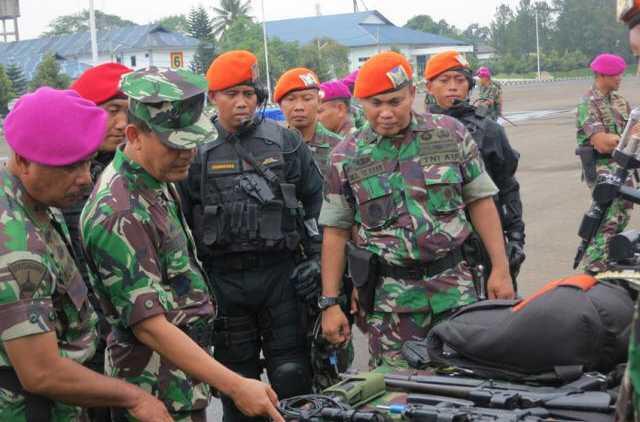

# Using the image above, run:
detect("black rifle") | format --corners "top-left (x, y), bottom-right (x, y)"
top-left (574, 107), bottom-right (640, 269)
top-left (383, 373), bottom-right (612, 413)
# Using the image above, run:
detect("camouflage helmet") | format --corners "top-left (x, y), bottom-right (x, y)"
top-left (121, 66), bottom-right (216, 150)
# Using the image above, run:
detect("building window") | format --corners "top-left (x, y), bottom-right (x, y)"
top-left (115, 56), bottom-right (122, 64)
top-left (358, 57), bottom-right (370, 63)
top-left (130, 56), bottom-right (136, 67)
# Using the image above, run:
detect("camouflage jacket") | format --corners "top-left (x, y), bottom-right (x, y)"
top-left (0, 169), bottom-right (98, 421)
top-left (577, 85), bottom-right (630, 147)
top-left (307, 122), bottom-right (344, 177)
top-left (336, 116), bottom-right (357, 138)
top-left (477, 80), bottom-right (503, 118)
top-left (80, 147), bottom-right (216, 414)
top-left (319, 113), bottom-right (497, 313)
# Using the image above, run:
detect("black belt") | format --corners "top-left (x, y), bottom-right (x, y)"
top-left (378, 248), bottom-right (464, 280)
top-left (0, 367), bottom-right (52, 421)
top-left (210, 252), bottom-right (291, 272)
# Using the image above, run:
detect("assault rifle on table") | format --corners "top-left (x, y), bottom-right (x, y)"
top-left (383, 373), bottom-right (613, 413)
top-left (574, 107), bottom-right (640, 269)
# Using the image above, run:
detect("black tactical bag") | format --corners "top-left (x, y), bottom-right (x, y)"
top-left (403, 275), bottom-right (634, 382)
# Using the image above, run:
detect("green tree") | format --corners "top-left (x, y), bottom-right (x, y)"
top-left (42, 10), bottom-right (136, 36)
top-left (404, 15), bottom-right (461, 39)
top-left (462, 23), bottom-right (491, 45)
top-left (29, 55), bottom-right (71, 91)
top-left (191, 40), bottom-right (218, 74)
top-left (155, 14), bottom-right (189, 33)
top-left (0, 65), bottom-right (15, 114)
top-left (299, 39), bottom-right (349, 80)
top-left (212, 0), bottom-right (252, 39)
top-left (188, 6), bottom-right (213, 40)
top-left (6, 63), bottom-right (27, 97)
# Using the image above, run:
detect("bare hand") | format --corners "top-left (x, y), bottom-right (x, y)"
top-left (230, 378), bottom-right (283, 422)
top-left (487, 270), bottom-right (515, 300)
top-left (128, 391), bottom-right (173, 422)
top-left (322, 305), bottom-right (351, 345)
top-left (591, 133), bottom-right (619, 154)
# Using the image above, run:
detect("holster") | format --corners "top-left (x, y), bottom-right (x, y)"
top-left (575, 146), bottom-right (597, 185)
top-left (346, 242), bottom-right (379, 314)
top-left (462, 232), bottom-right (490, 298)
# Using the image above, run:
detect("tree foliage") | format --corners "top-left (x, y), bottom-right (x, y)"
top-left (6, 63), bottom-right (27, 97)
top-left (0, 65), bottom-right (15, 114)
top-left (42, 9), bottom-right (136, 36)
top-left (155, 15), bottom-right (189, 34)
top-left (188, 6), bottom-right (214, 40)
top-left (28, 55), bottom-right (71, 91)
top-left (212, 0), bottom-right (252, 39)
top-left (404, 15), bottom-right (462, 40)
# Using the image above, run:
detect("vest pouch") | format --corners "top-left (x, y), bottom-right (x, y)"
top-left (203, 205), bottom-right (223, 246)
top-left (280, 183), bottom-right (302, 250)
top-left (259, 200), bottom-right (284, 244)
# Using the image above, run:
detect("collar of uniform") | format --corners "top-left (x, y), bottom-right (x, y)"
top-left (591, 84), bottom-right (612, 101)
top-left (363, 113), bottom-right (424, 144)
top-left (0, 168), bottom-right (55, 226)
top-left (308, 122), bottom-right (333, 147)
top-left (112, 145), bottom-right (163, 193)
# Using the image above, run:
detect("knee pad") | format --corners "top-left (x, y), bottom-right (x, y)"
top-left (269, 360), bottom-right (312, 398)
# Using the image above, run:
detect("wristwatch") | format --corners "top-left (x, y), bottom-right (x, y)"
top-left (317, 295), bottom-right (340, 310)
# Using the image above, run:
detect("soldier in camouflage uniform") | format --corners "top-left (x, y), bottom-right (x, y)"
top-left (62, 62), bottom-right (132, 422)
top-left (275, 67), bottom-right (344, 177)
top-left (614, 3), bottom-right (640, 421)
top-left (319, 52), bottom-right (514, 369)
top-left (576, 53), bottom-right (632, 274)
top-left (81, 67), bottom-right (284, 422)
top-left (318, 80), bottom-right (357, 137)
top-left (275, 69), bottom-right (354, 391)
top-left (474, 67), bottom-right (502, 121)
top-left (0, 87), bottom-right (171, 422)
top-left (341, 70), bottom-right (368, 131)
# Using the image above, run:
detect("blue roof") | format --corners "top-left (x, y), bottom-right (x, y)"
top-left (266, 11), bottom-right (466, 48)
top-left (0, 24), bottom-right (199, 80)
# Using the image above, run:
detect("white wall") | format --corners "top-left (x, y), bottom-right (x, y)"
top-left (75, 47), bottom-right (197, 70)
top-left (348, 44), bottom-right (473, 73)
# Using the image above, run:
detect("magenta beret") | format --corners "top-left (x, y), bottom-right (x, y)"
top-left (590, 54), bottom-right (626, 76)
top-left (476, 66), bottom-right (491, 78)
top-left (5, 87), bottom-right (107, 166)
top-left (319, 80), bottom-right (352, 102)
top-left (341, 70), bottom-right (359, 90)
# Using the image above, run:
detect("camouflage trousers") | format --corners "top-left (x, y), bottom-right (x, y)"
top-left (582, 198), bottom-right (633, 273)
top-left (615, 366), bottom-right (640, 422)
top-left (616, 299), bottom-right (640, 422)
top-left (111, 407), bottom-right (207, 422)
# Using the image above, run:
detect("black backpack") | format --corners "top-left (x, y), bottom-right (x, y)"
top-left (403, 276), bottom-right (634, 383)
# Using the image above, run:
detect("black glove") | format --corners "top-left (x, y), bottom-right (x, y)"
top-left (505, 240), bottom-right (525, 280)
top-left (290, 257), bottom-right (321, 304)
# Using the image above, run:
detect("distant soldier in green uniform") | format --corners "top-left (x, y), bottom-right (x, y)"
top-left (475, 67), bottom-right (502, 121)
top-left (81, 67), bottom-right (284, 422)
top-left (0, 87), bottom-right (171, 422)
top-left (341, 70), bottom-right (367, 130)
top-left (318, 80), bottom-right (357, 137)
top-left (614, 3), bottom-right (640, 421)
top-left (319, 52), bottom-right (514, 369)
top-left (576, 53), bottom-right (632, 274)
top-left (275, 67), bottom-right (344, 177)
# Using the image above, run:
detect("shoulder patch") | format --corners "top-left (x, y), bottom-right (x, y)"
top-left (8, 260), bottom-right (47, 295)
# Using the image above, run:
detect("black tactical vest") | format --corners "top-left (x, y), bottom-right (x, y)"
top-left (197, 120), bottom-right (303, 255)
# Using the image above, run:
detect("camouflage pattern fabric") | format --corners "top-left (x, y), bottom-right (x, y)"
top-left (80, 147), bottom-right (216, 417)
top-left (477, 80), bottom-right (503, 120)
top-left (0, 169), bottom-right (98, 421)
top-left (576, 86), bottom-right (633, 273)
top-left (424, 93), bottom-right (438, 108)
top-left (306, 122), bottom-right (344, 177)
top-left (336, 116), bottom-right (357, 138)
top-left (121, 66), bottom-right (216, 150)
top-left (350, 101), bottom-right (367, 130)
top-left (319, 112), bottom-right (497, 368)
top-left (616, 297), bottom-right (640, 422)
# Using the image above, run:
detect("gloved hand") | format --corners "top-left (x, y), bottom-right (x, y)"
top-left (290, 257), bottom-right (321, 304)
top-left (505, 240), bottom-right (525, 280)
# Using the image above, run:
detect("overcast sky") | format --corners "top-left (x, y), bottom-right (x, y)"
top-left (18, 0), bottom-right (524, 40)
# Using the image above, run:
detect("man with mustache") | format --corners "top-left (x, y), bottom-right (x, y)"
top-left (424, 51), bottom-right (525, 286)
top-left (0, 87), bottom-right (171, 422)
top-left (576, 53), bottom-right (632, 274)
top-left (62, 62), bottom-right (132, 422)
top-left (317, 80), bottom-right (357, 138)
top-left (81, 67), bottom-right (284, 422)
top-left (319, 51), bottom-right (514, 369)
top-left (179, 51), bottom-right (324, 421)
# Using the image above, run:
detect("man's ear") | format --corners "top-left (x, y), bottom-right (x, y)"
top-left (125, 124), bottom-right (142, 151)
top-left (12, 152), bottom-right (30, 175)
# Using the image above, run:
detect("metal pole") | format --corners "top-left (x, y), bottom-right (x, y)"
top-left (261, 0), bottom-right (272, 102)
top-left (89, 0), bottom-right (98, 65)
top-left (535, 7), bottom-right (541, 80)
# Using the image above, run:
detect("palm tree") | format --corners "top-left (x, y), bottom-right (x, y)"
top-left (212, 0), bottom-right (252, 39)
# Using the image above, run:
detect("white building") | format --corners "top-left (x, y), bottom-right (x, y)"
top-left (266, 11), bottom-right (473, 76)
top-left (0, 24), bottom-right (199, 80)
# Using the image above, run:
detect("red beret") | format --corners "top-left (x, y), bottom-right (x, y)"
top-left (71, 63), bottom-right (132, 105)
top-left (274, 68), bottom-right (320, 103)
top-left (207, 50), bottom-right (259, 91)
top-left (424, 51), bottom-right (470, 81)
top-left (354, 52), bottom-right (413, 99)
